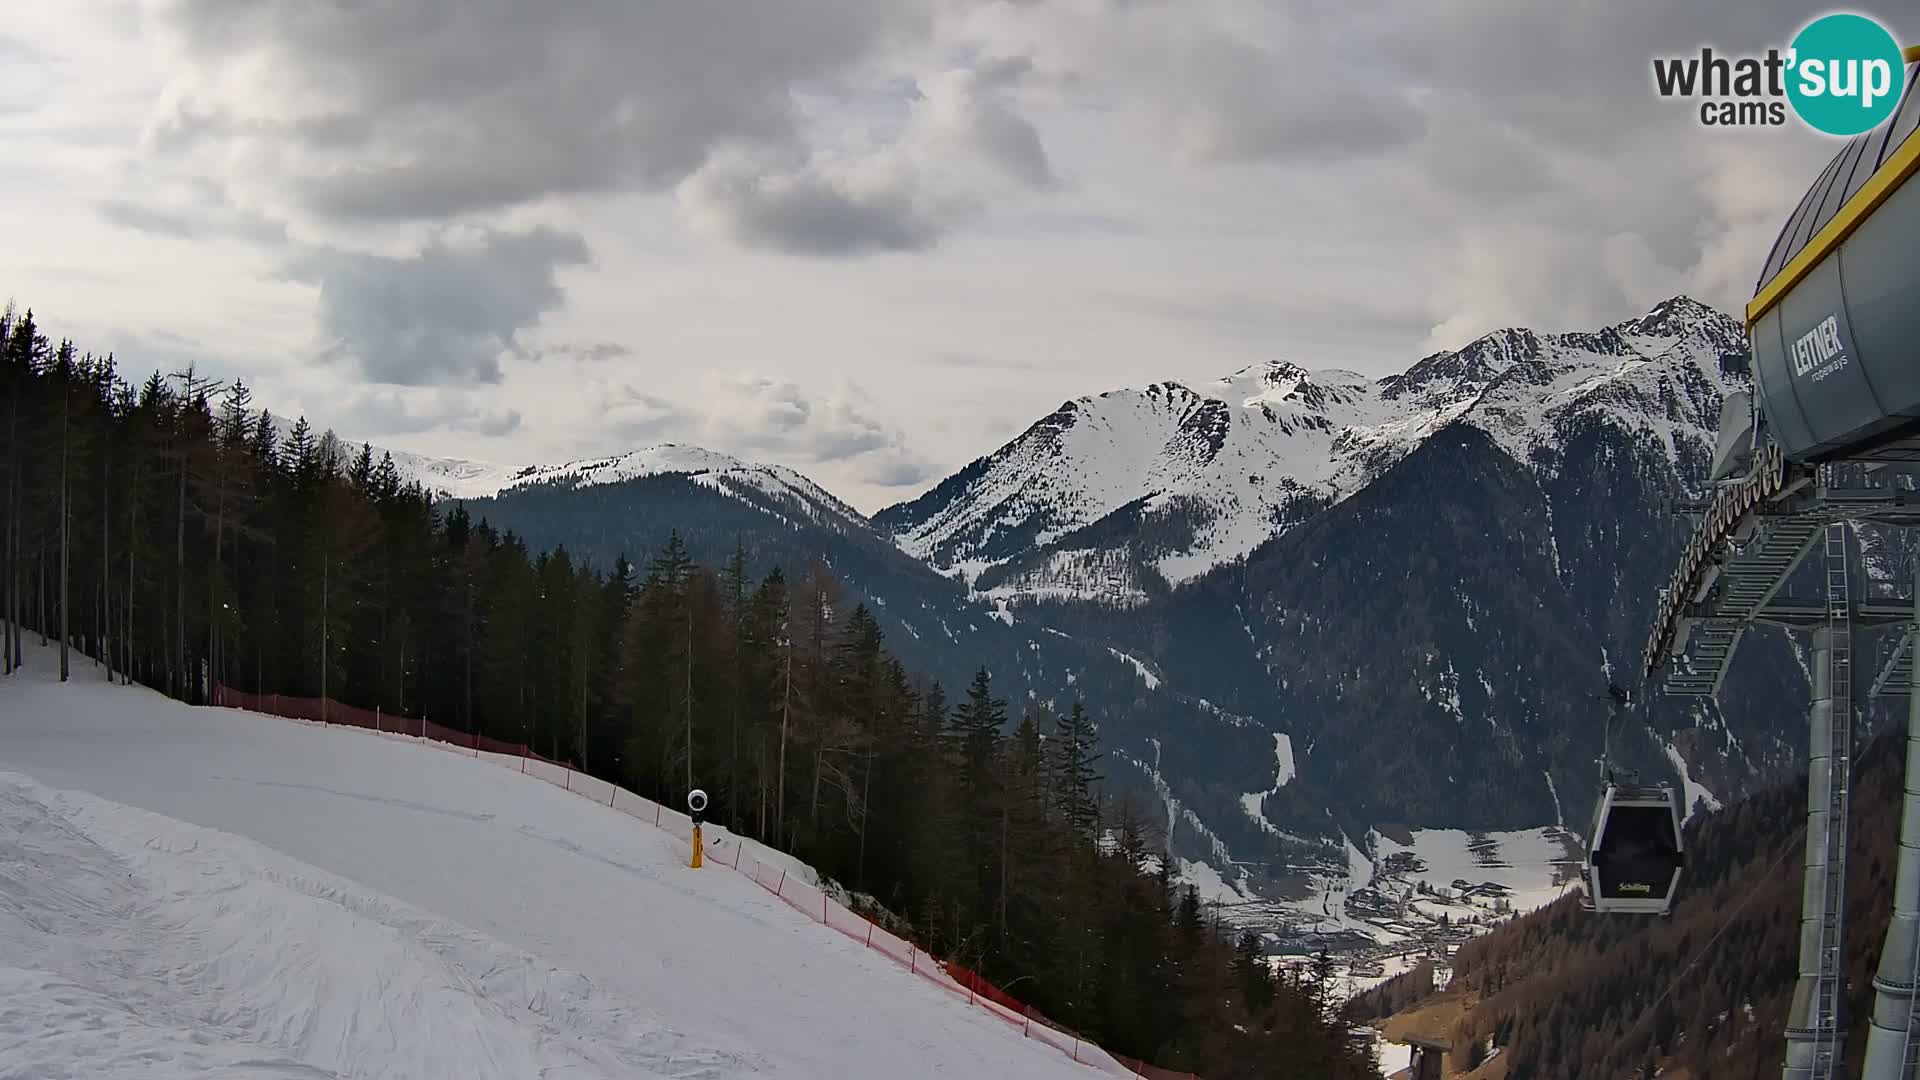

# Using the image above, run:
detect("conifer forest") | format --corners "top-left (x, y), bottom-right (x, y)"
top-left (0, 304), bottom-right (1381, 1078)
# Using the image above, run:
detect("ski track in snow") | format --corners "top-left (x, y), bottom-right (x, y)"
top-left (0, 771), bottom-right (735, 1080)
top-left (0, 649), bottom-right (1109, 1080)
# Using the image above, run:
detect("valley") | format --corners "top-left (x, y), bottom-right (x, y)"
top-left (369, 295), bottom-right (1805, 956)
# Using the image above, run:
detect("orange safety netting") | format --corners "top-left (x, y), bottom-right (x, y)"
top-left (211, 684), bottom-right (1195, 1079)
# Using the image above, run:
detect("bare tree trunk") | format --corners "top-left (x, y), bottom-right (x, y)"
top-left (2, 393), bottom-right (13, 676)
top-left (175, 440), bottom-right (186, 700)
top-left (100, 441), bottom-right (110, 676)
top-left (778, 631), bottom-right (791, 845)
top-left (5, 385), bottom-right (18, 674)
top-left (207, 457), bottom-right (225, 700)
top-left (320, 554), bottom-right (328, 719)
top-left (463, 569), bottom-right (473, 732)
top-left (857, 750), bottom-right (872, 892)
top-left (126, 468), bottom-right (137, 686)
top-left (999, 786), bottom-right (1011, 944)
top-left (58, 377), bottom-right (69, 681)
top-left (684, 601), bottom-right (694, 794)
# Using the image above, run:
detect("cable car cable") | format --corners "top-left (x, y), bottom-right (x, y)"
top-left (1621, 820), bottom-right (1808, 1036)
top-left (1621, 728), bottom-right (1874, 1041)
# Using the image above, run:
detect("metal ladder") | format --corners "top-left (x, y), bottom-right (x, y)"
top-left (1813, 517), bottom-right (1855, 1080)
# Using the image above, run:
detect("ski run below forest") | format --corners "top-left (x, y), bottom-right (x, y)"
top-left (0, 642), bottom-right (1106, 1079)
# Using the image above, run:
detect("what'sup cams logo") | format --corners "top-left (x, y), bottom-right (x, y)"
top-left (1653, 12), bottom-right (1909, 135)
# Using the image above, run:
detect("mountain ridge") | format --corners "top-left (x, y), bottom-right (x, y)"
top-left (376, 293), bottom-right (1827, 949)
top-left (870, 294), bottom-right (1746, 606)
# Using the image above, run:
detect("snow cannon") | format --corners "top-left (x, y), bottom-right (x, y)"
top-left (687, 788), bottom-right (708, 869)
top-left (1743, 60), bottom-right (1920, 467)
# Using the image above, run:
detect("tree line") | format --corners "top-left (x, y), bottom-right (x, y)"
top-left (0, 305), bottom-right (1380, 1078)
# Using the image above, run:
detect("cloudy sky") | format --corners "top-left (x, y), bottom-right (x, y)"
top-left (2, 1), bottom-right (1903, 510)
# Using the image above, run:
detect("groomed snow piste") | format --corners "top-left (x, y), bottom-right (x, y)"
top-left (0, 643), bottom-right (1107, 1079)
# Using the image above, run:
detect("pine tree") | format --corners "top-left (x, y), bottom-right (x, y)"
top-left (0, 305), bottom-right (1382, 1080)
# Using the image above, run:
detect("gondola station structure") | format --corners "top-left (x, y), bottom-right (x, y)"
top-left (1644, 46), bottom-right (1920, 1080)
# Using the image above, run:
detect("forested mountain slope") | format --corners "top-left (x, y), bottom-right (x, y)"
top-left (0, 304), bottom-right (1378, 1078)
top-left (1431, 729), bottom-right (1906, 1078)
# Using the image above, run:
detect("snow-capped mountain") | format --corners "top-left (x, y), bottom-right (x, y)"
top-left (876, 296), bottom-right (1749, 606)
top-left (357, 296), bottom-right (1837, 944)
top-left (385, 443), bottom-right (869, 533)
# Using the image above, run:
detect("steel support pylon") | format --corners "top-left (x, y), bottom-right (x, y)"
top-left (1861, 555), bottom-right (1920, 1080)
top-left (1784, 520), bottom-right (1855, 1080)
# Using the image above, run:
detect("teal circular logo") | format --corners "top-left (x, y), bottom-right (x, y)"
top-left (1786, 14), bottom-right (1907, 136)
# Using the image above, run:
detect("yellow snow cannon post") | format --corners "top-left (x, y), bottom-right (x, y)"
top-left (687, 788), bottom-right (708, 869)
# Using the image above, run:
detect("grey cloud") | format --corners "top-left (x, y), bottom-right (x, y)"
top-left (98, 173), bottom-right (291, 245)
top-left (678, 152), bottom-right (944, 256)
top-left (1159, 41), bottom-right (1423, 165)
top-left (856, 455), bottom-right (939, 488)
top-left (541, 341), bottom-right (634, 365)
top-left (100, 201), bottom-right (197, 238)
top-left (1108, 288), bottom-right (1439, 350)
top-left (1274, 0), bottom-right (1905, 343)
top-left (147, 0), bottom-right (934, 222)
top-left (331, 387), bottom-right (523, 438)
top-left (709, 375), bottom-right (897, 459)
top-left (473, 409), bottom-right (524, 437)
top-left (589, 372), bottom-right (935, 482)
top-left (599, 385), bottom-right (682, 441)
top-left (978, 2), bottom-right (1427, 165)
top-left (677, 59), bottom-right (1056, 255)
top-left (920, 67), bottom-right (1056, 188)
top-left (286, 226), bottom-right (590, 386)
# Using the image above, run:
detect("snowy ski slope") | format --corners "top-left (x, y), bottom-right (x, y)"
top-left (0, 644), bottom-right (1110, 1079)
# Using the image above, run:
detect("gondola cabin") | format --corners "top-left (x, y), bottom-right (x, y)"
top-left (1582, 783), bottom-right (1685, 915)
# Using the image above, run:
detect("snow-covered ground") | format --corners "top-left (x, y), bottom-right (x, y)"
top-left (1370, 826), bottom-right (1577, 917)
top-left (1663, 741), bottom-right (1724, 824)
top-left (882, 298), bottom-right (1743, 600)
top-left (0, 645), bottom-right (1109, 1079)
top-left (382, 443), bottom-right (864, 529)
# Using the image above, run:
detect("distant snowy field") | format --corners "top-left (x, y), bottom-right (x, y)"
top-left (1370, 826), bottom-right (1578, 916)
top-left (0, 645), bottom-right (1104, 1079)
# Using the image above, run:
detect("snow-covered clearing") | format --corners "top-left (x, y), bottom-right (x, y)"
top-left (1370, 827), bottom-right (1577, 916)
top-left (0, 647), bottom-right (1113, 1079)
top-left (1105, 647), bottom-right (1161, 690)
top-left (1664, 741), bottom-right (1723, 824)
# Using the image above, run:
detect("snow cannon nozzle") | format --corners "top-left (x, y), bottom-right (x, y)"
top-left (687, 787), bottom-right (708, 824)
